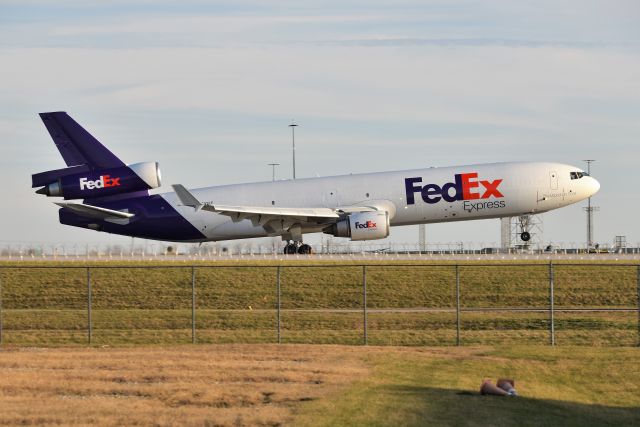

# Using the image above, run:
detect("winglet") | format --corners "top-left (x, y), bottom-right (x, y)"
top-left (172, 184), bottom-right (203, 211)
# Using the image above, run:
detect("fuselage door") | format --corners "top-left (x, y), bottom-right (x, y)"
top-left (550, 171), bottom-right (558, 190)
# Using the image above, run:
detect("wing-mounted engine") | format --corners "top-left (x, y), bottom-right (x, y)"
top-left (34, 162), bottom-right (161, 200)
top-left (324, 211), bottom-right (390, 241)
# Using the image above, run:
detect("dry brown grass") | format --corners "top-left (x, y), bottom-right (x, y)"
top-left (0, 345), bottom-right (368, 426)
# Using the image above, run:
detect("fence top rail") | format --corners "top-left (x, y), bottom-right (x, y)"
top-left (0, 262), bottom-right (639, 269)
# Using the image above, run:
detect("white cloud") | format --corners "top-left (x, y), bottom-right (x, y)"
top-left (50, 14), bottom-right (385, 37)
top-left (2, 45), bottom-right (638, 128)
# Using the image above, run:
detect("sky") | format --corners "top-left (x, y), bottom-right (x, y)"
top-left (1, 0), bottom-right (639, 250)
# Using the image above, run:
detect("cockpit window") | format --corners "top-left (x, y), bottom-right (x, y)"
top-left (570, 171), bottom-right (588, 180)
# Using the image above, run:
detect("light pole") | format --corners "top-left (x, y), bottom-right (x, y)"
top-left (583, 160), bottom-right (598, 249)
top-left (268, 163), bottom-right (280, 182)
top-left (289, 121), bottom-right (298, 179)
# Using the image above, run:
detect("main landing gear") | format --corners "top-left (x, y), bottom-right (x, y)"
top-left (520, 231), bottom-right (531, 242)
top-left (284, 241), bottom-right (313, 255)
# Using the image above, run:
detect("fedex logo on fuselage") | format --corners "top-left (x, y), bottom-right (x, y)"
top-left (79, 175), bottom-right (121, 190)
top-left (355, 220), bottom-right (377, 229)
top-left (405, 173), bottom-right (503, 205)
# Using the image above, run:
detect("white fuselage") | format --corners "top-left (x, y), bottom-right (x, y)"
top-left (160, 161), bottom-right (599, 242)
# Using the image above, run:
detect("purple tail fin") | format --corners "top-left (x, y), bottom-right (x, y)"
top-left (39, 112), bottom-right (125, 169)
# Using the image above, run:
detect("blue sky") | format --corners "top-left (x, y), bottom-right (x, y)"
top-left (1, 0), bottom-right (639, 248)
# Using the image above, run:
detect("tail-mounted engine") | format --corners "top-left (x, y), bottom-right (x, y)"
top-left (34, 162), bottom-right (161, 200)
top-left (324, 211), bottom-right (390, 241)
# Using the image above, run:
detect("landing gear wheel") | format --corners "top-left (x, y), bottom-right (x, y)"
top-left (520, 232), bottom-right (531, 242)
top-left (284, 243), bottom-right (298, 254)
top-left (297, 244), bottom-right (312, 255)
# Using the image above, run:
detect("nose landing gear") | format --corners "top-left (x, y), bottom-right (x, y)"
top-left (520, 231), bottom-right (531, 242)
top-left (284, 241), bottom-right (313, 255)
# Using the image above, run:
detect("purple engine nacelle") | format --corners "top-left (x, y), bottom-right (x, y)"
top-left (37, 162), bottom-right (161, 200)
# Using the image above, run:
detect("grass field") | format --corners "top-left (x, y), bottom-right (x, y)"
top-left (297, 345), bottom-right (640, 427)
top-left (0, 260), bottom-right (638, 346)
top-left (0, 344), bottom-right (638, 426)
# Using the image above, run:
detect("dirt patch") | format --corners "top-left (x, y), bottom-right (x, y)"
top-left (0, 344), bottom-right (368, 426)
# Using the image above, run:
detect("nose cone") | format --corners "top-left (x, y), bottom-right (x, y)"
top-left (587, 176), bottom-right (600, 197)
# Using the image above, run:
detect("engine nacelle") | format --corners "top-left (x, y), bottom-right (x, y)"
top-left (325, 211), bottom-right (390, 241)
top-left (36, 162), bottom-right (161, 200)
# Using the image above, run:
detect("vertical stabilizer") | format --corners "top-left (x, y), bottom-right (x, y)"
top-left (39, 112), bottom-right (125, 169)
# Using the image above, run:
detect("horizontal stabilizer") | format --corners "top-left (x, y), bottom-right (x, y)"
top-left (55, 202), bottom-right (134, 220)
top-left (32, 164), bottom-right (90, 188)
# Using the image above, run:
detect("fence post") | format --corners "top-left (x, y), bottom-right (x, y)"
top-left (456, 265), bottom-right (461, 346)
top-left (363, 265), bottom-right (367, 346)
top-left (0, 273), bottom-right (3, 345)
top-left (637, 265), bottom-right (640, 347)
top-left (277, 266), bottom-right (281, 344)
top-left (191, 266), bottom-right (196, 344)
top-left (549, 262), bottom-right (555, 346)
top-left (87, 267), bottom-right (92, 345)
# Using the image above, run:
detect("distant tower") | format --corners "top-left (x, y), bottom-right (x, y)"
top-left (418, 224), bottom-right (426, 252)
top-left (614, 235), bottom-right (627, 251)
top-left (582, 160), bottom-right (599, 248)
top-left (500, 218), bottom-right (511, 250)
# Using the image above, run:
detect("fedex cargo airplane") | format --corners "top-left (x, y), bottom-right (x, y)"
top-left (33, 112), bottom-right (600, 254)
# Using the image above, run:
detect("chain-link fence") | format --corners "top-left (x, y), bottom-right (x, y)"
top-left (0, 264), bottom-right (638, 346)
top-left (3, 241), bottom-right (640, 259)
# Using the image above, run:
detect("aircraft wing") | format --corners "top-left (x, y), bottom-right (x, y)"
top-left (172, 184), bottom-right (339, 227)
top-left (202, 204), bottom-right (339, 220)
top-left (55, 202), bottom-right (134, 220)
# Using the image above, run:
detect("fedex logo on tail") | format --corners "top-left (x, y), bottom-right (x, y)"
top-left (79, 175), bottom-right (121, 191)
top-left (405, 173), bottom-right (503, 205)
